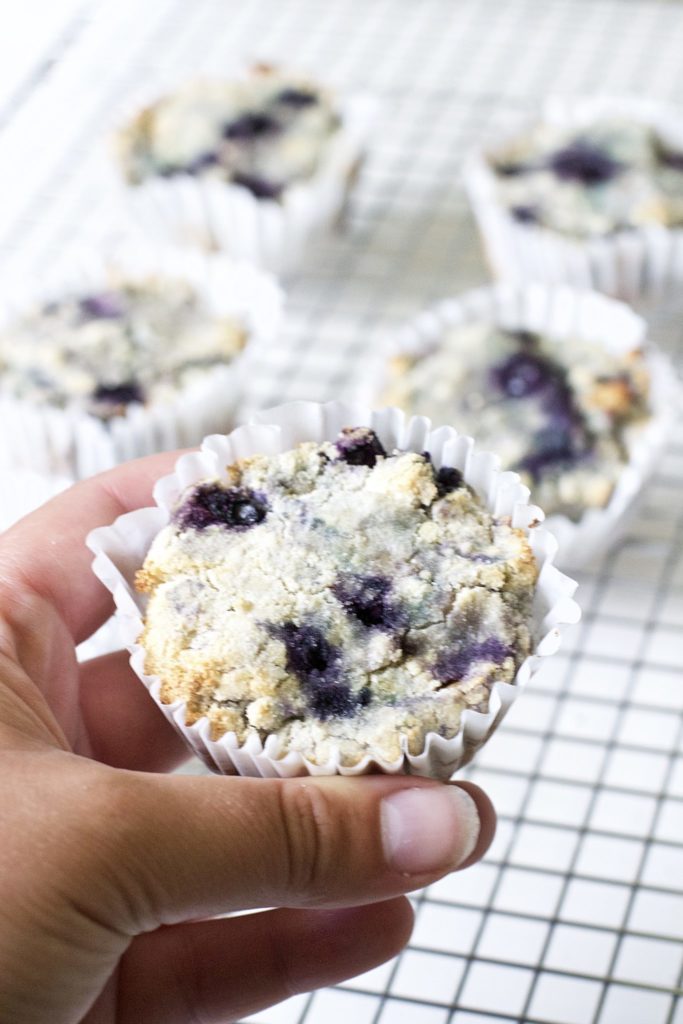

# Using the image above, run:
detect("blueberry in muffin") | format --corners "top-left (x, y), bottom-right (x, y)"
top-left (136, 429), bottom-right (538, 767)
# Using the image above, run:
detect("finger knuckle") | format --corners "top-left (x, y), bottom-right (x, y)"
top-left (276, 781), bottom-right (344, 899)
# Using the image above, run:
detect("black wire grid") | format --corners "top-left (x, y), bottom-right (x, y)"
top-left (2, 1), bottom-right (683, 1022)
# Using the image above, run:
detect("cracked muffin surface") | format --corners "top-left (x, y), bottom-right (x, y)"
top-left (137, 428), bottom-right (538, 767)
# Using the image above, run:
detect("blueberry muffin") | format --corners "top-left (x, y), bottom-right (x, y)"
top-left (118, 65), bottom-right (341, 201)
top-left (135, 428), bottom-right (537, 768)
top-left (383, 324), bottom-right (650, 520)
top-left (489, 117), bottom-right (683, 236)
top-left (0, 276), bottom-right (246, 421)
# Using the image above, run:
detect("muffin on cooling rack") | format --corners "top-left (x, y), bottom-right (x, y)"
top-left (118, 66), bottom-right (341, 198)
top-left (378, 284), bottom-right (678, 569)
top-left (383, 320), bottom-right (650, 521)
top-left (115, 65), bottom-right (376, 270)
top-left (488, 117), bottom-right (683, 237)
top-left (463, 98), bottom-right (683, 299)
top-left (0, 246), bottom-right (282, 479)
top-left (0, 277), bottom-right (246, 422)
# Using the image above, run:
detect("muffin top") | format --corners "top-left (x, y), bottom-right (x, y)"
top-left (383, 323), bottom-right (650, 520)
top-left (136, 428), bottom-right (537, 768)
top-left (0, 276), bottom-right (246, 421)
top-left (488, 117), bottom-right (683, 236)
top-left (118, 65), bottom-right (340, 200)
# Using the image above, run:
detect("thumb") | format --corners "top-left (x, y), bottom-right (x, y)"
top-left (96, 769), bottom-right (492, 934)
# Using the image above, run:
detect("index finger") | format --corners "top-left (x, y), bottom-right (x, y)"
top-left (0, 450), bottom-right (188, 643)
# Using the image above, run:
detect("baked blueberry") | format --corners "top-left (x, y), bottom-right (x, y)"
top-left (335, 427), bottom-right (386, 467)
top-left (92, 381), bottom-right (145, 406)
top-left (271, 622), bottom-right (362, 721)
top-left (174, 484), bottom-right (268, 531)
top-left (276, 87), bottom-right (318, 108)
top-left (223, 112), bottom-right (280, 141)
top-left (435, 465), bottom-right (464, 496)
top-left (492, 350), bottom-right (555, 399)
top-left (274, 621), bottom-right (341, 683)
top-left (510, 205), bottom-right (539, 223)
top-left (548, 140), bottom-right (624, 185)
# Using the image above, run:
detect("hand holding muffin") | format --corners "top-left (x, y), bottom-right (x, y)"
top-left (0, 451), bottom-right (494, 1024)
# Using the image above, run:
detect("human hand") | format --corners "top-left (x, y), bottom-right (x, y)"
top-left (0, 452), bottom-right (495, 1024)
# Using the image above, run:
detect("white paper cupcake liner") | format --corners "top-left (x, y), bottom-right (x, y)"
top-left (111, 87), bottom-right (378, 274)
top-left (87, 399), bottom-right (580, 781)
top-left (368, 283), bottom-right (681, 571)
top-left (463, 96), bottom-right (683, 304)
top-left (0, 241), bottom-right (284, 483)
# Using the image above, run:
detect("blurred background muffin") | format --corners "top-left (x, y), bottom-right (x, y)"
top-left (114, 64), bottom-right (376, 271)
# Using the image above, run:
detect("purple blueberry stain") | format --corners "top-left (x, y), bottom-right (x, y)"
top-left (335, 427), bottom-right (386, 468)
top-left (517, 424), bottom-right (588, 481)
top-left (92, 381), bottom-right (145, 407)
top-left (548, 140), bottom-right (624, 185)
top-left (174, 484), bottom-right (269, 531)
top-left (270, 621), bottom-right (364, 720)
top-left (433, 636), bottom-right (513, 684)
top-left (491, 351), bottom-right (556, 399)
top-left (223, 112), bottom-right (281, 141)
top-left (79, 291), bottom-right (126, 320)
top-left (511, 205), bottom-right (539, 224)
top-left (333, 574), bottom-right (407, 632)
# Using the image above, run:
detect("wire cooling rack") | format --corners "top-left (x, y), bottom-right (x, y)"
top-left (2, 1), bottom-right (683, 1022)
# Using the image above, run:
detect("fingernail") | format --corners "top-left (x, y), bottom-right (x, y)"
top-left (381, 785), bottom-right (480, 875)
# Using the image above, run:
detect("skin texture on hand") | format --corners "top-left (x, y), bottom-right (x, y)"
top-left (0, 451), bottom-right (496, 1024)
